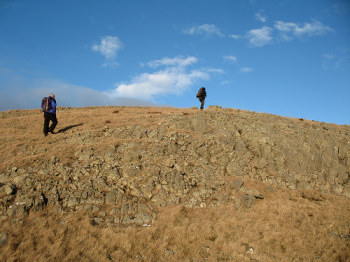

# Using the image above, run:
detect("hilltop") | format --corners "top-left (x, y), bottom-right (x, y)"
top-left (0, 106), bottom-right (349, 261)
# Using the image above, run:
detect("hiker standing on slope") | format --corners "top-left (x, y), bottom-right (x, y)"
top-left (42, 93), bottom-right (58, 137)
top-left (196, 87), bottom-right (207, 110)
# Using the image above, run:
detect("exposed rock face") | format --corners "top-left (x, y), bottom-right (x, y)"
top-left (0, 106), bottom-right (349, 225)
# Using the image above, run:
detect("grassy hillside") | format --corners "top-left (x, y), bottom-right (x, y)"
top-left (0, 106), bottom-right (349, 261)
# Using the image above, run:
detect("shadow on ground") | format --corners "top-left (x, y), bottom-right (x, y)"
top-left (57, 123), bottom-right (83, 133)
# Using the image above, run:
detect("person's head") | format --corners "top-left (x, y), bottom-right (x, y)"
top-left (50, 93), bottom-right (55, 99)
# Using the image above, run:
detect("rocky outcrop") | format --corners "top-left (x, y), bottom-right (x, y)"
top-left (0, 106), bottom-right (349, 225)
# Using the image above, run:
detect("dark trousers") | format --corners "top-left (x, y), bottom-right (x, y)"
top-left (199, 97), bottom-right (205, 110)
top-left (43, 112), bottom-right (58, 135)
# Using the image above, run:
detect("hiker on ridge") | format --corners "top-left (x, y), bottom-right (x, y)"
top-left (42, 93), bottom-right (58, 137)
top-left (196, 87), bottom-right (207, 110)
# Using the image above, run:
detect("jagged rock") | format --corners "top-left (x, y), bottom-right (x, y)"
top-left (242, 188), bottom-right (264, 199)
top-left (105, 189), bottom-right (117, 204)
top-left (0, 232), bottom-right (8, 247)
top-left (122, 215), bottom-right (132, 224)
top-left (332, 184), bottom-right (344, 194)
top-left (66, 197), bottom-right (79, 208)
top-left (233, 179), bottom-right (244, 190)
top-left (7, 203), bottom-right (28, 217)
top-left (133, 211), bottom-right (154, 225)
top-left (4, 183), bottom-right (16, 196)
top-left (226, 161), bottom-right (244, 176)
top-left (343, 183), bottom-right (350, 197)
top-left (33, 194), bottom-right (48, 211)
top-left (92, 217), bottom-right (103, 225)
top-left (240, 194), bottom-right (256, 208)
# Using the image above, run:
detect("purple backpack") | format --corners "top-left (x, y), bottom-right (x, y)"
top-left (41, 97), bottom-right (52, 112)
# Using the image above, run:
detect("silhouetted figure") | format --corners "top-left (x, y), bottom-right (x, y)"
top-left (196, 87), bottom-right (207, 110)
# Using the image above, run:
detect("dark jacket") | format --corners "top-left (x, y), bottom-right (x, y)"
top-left (48, 96), bottom-right (57, 114)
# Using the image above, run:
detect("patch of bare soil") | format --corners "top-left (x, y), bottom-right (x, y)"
top-left (0, 106), bottom-right (349, 261)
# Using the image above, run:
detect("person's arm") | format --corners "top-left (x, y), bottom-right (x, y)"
top-left (50, 100), bottom-right (56, 114)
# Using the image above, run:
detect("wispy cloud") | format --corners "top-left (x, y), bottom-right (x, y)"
top-left (183, 24), bottom-right (224, 37)
top-left (222, 56), bottom-right (253, 74)
top-left (293, 20), bottom-right (334, 36)
top-left (255, 11), bottom-right (267, 23)
top-left (92, 36), bottom-right (123, 66)
top-left (206, 68), bottom-right (224, 74)
top-left (246, 20), bottom-right (333, 47)
top-left (229, 34), bottom-right (242, 39)
top-left (322, 53), bottom-right (343, 70)
top-left (246, 26), bottom-right (273, 46)
top-left (275, 20), bottom-right (334, 39)
top-left (109, 56), bottom-right (212, 100)
top-left (241, 67), bottom-right (253, 73)
top-left (223, 55), bottom-right (237, 63)
top-left (323, 54), bottom-right (334, 59)
top-left (148, 56), bottom-right (197, 68)
top-left (274, 21), bottom-right (297, 32)
top-left (274, 21), bottom-right (298, 41)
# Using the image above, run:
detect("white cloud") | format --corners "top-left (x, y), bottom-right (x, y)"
top-left (92, 36), bottom-right (123, 61)
top-left (110, 68), bottom-right (208, 99)
top-left (274, 21), bottom-right (298, 41)
top-left (109, 56), bottom-right (210, 100)
top-left (275, 20), bottom-right (334, 39)
top-left (223, 55), bottom-right (237, 63)
top-left (148, 56), bottom-right (197, 68)
top-left (229, 34), bottom-right (242, 39)
top-left (241, 67), bottom-right (253, 73)
top-left (293, 20), bottom-right (334, 36)
top-left (205, 68), bottom-right (224, 74)
top-left (255, 12), bottom-right (267, 23)
top-left (245, 20), bottom-right (333, 47)
top-left (274, 21), bottom-right (297, 32)
top-left (183, 24), bottom-right (224, 37)
top-left (246, 26), bottom-right (273, 46)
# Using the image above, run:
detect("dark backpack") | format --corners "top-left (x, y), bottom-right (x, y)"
top-left (196, 87), bottom-right (206, 98)
top-left (41, 97), bottom-right (52, 112)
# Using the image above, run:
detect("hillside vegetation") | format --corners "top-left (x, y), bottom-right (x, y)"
top-left (0, 106), bottom-right (349, 261)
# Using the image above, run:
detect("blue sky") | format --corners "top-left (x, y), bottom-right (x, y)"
top-left (0, 0), bottom-right (349, 124)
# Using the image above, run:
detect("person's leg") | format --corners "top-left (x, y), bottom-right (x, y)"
top-left (49, 114), bottom-right (58, 132)
top-left (200, 98), bottom-right (205, 110)
top-left (43, 113), bottom-right (50, 136)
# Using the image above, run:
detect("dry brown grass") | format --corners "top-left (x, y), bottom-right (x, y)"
top-left (0, 106), bottom-right (179, 170)
top-left (0, 189), bottom-right (349, 261)
top-left (0, 106), bottom-right (349, 261)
